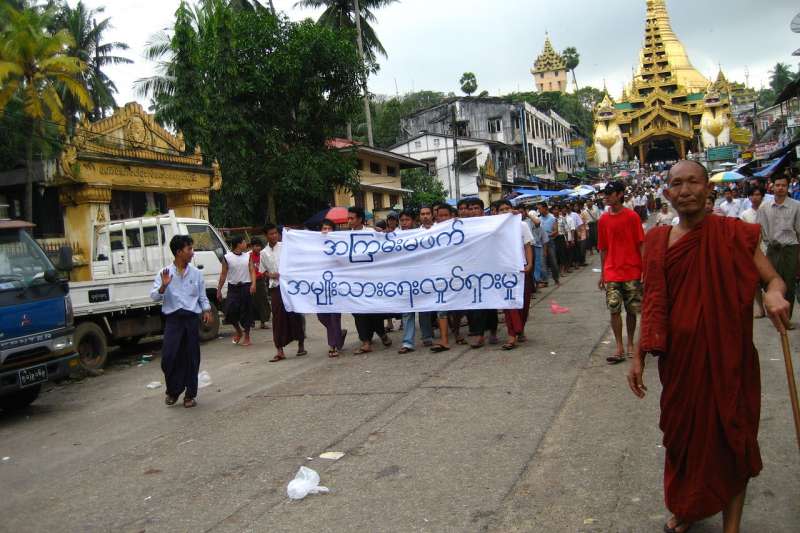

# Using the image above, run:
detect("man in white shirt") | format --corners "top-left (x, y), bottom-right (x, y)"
top-left (497, 200), bottom-right (533, 349)
top-left (718, 189), bottom-right (742, 218)
top-left (741, 185), bottom-right (767, 318)
top-left (260, 224), bottom-right (306, 361)
top-left (217, 235), bottom-right (256, 346)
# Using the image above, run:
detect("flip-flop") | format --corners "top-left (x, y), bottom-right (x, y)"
top-left (470, 343), bottom-right (485, 349)
top-left (488, 336), bottom-right (499, 345)
top-left (663, 519), bottom-right (692, 533)
top-left (269, 354), bottom-right (285, 363)
top-left (455, 338), bottom-right (467, 345)
top-left (430, 345), bottom-right (450, 353)
top-left (232, 336), bottom-right (241, 344)
top-left (606, 354), bottom-right (626, 364)
top-left (353, 348), bottom-right (372, 355)
top-left (381, 336), bottom-right (392, 347)
top-left (183, 397), bottom-right (197, 408)
top-left (328, 350), bottom-right (339, 358)
top-left (398, 347), bottom-right (415, 354)
top-left (501, 343), bottom-right (518, 350)
top-left (296, 350), bottom-right (308, 357)
top-left (165, 394), bottom-right (178, 406)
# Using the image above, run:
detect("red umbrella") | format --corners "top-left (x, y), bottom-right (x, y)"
top-left (305, 206), bottom-right (349, 226)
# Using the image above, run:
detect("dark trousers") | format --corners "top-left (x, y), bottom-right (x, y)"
top-left (253, 278), bottom-right (271, 323)
top-left (555, 235), bottom-right (568, 268)
top-left (224, 283), bottom-right (253, 332)
top-left (468, 309), bottom-right (498, 337)
top-left (317, 313), bottom-right (345, 349)
top-left (767, 244), bottom-right (799, 317)
top-left (545, 243), bottom-right (560, 283)
top-left (354, 313), bottom-right (385, 342)
top-left (161, 310), bottom-right (201, 399)
top-left (588, 222), bottom-right (598, 251)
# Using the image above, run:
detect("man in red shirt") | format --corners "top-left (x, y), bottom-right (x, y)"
top-left (598, 181), bottom-right (645, 364)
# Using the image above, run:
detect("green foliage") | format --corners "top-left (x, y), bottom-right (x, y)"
top-left (294, 0), bottom-right (398, 67)
top-left (562, 46), bottom-right (579, 88)
top-left (352, 90), bottom-right (447, 148)
top-left (400, 168), bottom-right (446, 209)
top-left (757, 88), bottom-right (776, 109)
top-left (459, 72), bottom-right (478, 96)
top-left (159, 1), bottom-right (367, 226)
top-left (769, 62), bottom-right (797, 95)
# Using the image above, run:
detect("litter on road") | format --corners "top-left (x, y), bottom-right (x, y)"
top-left (319, 451), bottom-right (345, 460)
top-left (145, 382), bottom-right (162, 390)
top-left (198, 370), bottom-right (213, 389)
top-left (287, 466), bottom-right (330, 500)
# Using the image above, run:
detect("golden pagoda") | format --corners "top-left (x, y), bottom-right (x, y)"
top-left (531, 34), bottom-right (568, 93)
top-left (592, 0), bottom-right (734, 165)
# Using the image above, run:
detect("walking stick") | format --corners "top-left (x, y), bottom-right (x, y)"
top-left (779, 331), bottom-right (800, 453)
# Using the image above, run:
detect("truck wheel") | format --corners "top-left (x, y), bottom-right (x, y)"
top-left (0, 385), bottom-right (41, 412)
top-left (75, 322), bottom-right (108, 371)
top-left (199, 301), bottom-right (220, 342)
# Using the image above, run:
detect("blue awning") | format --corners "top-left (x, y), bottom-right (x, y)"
top-left (754, 154), bottom-right (791, 178)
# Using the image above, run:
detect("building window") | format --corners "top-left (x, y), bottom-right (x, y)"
top-left (433, 138), bottom-right (440, 147)
top-left (357, 158), bottom-right (365, 170)
top-left (389, 194), bottom-right (400, 208)
top-left (414, 140), bottom-right (422, 149)
top-left (354, 191), bottom-right (365, 208)
top-left (513, 116), bottom-right (521, 130)
top-left (488, 118), bottom-right (502, 134)
top-left (387, 165), bottom-right (397, 177)
top-left (370, 161), bottom-right (381, 174)
top-left (372, 192), bottom-right (384, 209)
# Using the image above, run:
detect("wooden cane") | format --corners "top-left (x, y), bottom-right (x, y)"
top-left (779, 331), bottom-right (800, 452)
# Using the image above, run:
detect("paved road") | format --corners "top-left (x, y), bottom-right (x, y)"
top-left (1, 255), bottom-right (798, 532)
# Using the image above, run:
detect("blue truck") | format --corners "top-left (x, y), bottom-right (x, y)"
top-left (0, 216), bottom-right (79, 411)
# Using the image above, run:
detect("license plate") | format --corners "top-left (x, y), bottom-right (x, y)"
top-left (19, 365), bottom-right (48, 388)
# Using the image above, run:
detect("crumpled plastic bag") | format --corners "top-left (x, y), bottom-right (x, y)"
top-left (198, 370), bottom-right (212, 389)
top-left (550, 300), bottom-right (570, 314)
top-left (287, 466), bottom-right (330, 500)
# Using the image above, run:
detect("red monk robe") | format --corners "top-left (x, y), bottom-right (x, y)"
top-left (639, 215), bottom-right (762, 523)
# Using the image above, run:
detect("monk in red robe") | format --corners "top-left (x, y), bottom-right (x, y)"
top-left (628, 160), bottom-right (790, 533)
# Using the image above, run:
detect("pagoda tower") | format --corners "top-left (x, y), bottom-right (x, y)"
top-left (592, 0), bottom-right (733, 165)
top-left (531, 35), bottom-right (568, 93)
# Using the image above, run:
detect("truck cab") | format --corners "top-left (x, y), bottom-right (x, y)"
top-left (0, 215), bottom-right (79, 411)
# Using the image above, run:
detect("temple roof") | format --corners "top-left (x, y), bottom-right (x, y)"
top-left (629, 0), bottom-right (708, 99)
top-left (533, 35), bottom-right (566, 74)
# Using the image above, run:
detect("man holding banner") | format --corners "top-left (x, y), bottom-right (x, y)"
top-left (346, 206), bottom-right (391, 354)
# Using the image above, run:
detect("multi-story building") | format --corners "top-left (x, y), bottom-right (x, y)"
top-left (395, 97), bottom-right (578, 199)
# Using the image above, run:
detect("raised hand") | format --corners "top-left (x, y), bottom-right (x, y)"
top-left (160, 268), bottom-right (172, 289)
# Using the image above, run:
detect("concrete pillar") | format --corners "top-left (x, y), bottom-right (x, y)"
top-left (166, 190), bottom-right (210, 220)
top-left (59, 183), bottom-right (112, 282)
top-left (679, 139), bottom-right (687, 160)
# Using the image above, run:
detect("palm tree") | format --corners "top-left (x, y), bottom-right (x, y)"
top-left (0, 2), bottom-right (92, 221)
top-left (55, 1), bottom-right (132, 124)
top-left (769, 62), bottom-right (796, 95)
top-left (562, 47), bottom-right (579, 91)
top-left (294, 0), bottom-right (398, 64)
top-left (459, 72), bottom-right (477, 96)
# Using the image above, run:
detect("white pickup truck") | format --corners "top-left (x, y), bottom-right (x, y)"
top-left (68, 211), bottom-right (229, 370)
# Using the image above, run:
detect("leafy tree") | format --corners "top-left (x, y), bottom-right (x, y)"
top-left (769, 62), bottom-right (796, 95)
top-left (158, 1), bottom-right (366, 225)
top-left (562, 46), bottom-right (579, 90)
top-left (574, 86), bottom-right (604, 111)
top-left (54, 1), bottom-right (132, 124)
top-left (401, 168), bottom-right (446, 209)
top-left (460, 72), bottom-right (477, 96)
top-left (0, 2), bottom-right (91, 221)
top-left (756, 88), bottom-right (776, 109)
top-left (294, 0), bottom-right (398, 66)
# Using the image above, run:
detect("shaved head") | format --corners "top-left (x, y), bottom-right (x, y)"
top-left (668, 160), bottom-right (709, 183)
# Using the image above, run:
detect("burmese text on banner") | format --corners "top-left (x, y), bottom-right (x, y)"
top-left (279, 214), bottom-right (524, 314)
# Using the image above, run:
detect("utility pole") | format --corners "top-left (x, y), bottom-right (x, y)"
top-left (352, 0), bottom-right (374, 146)
top-left (451, 104), bottom-right (460, 199)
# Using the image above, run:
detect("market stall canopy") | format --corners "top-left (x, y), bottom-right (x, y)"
top-left (754, 154), bottom-right (792, 179)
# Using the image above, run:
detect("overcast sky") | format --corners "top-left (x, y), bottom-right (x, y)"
top-left (71, 0), bottom-right (800, 109)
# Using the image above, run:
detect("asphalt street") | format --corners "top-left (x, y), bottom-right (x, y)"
top-left (1, 254), bottom-right (798, 533)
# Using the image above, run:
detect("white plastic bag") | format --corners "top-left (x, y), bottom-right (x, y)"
top-left (145, 381), bottom-right (162, 390)
top-left (286, 466), bottom-right (329, 500)
top-left (198, 370), bottom-right (212, 389)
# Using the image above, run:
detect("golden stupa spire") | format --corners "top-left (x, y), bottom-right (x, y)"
top-left (634, 0), bottom-right (708, 94)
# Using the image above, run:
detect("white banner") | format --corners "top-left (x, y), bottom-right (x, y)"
top-left (280, 214), bottom-right (524, 314)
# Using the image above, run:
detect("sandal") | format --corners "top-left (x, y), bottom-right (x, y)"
top-left (606, 354), bottom-right (626, 365)
top-left (328, 349), bottom-right (339, 358)
top-left (232, 335), bottom-right (241, 344)
top-left (296, 350), bottom-right (308, 357)
top-left (269, 354), bottom-right (285, 363)
top-left (398, 347), bottom-right (415, 354)
top-left (488, 335), bottom-right (499, 345)
top-left (470, 343), bottom-right (485, 349)
top-left (517, 335), bottom-right (527, 343)
top-left (663, 516), bottom-right (692, 533)
top-left (381, 335), bottom-right (392, 347)
top-left (165, 394), bottom-right (178, 406)
top-left (430, 345), bottom-right (450, 353)
top-left (353, 347), bottom-right (372, 355)
top-left (501, 343), bottom-right (518, 350)
top-left (183, 397), bottom-right (197, 408)
top-left (455, 338), bottom-right (467, 345)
